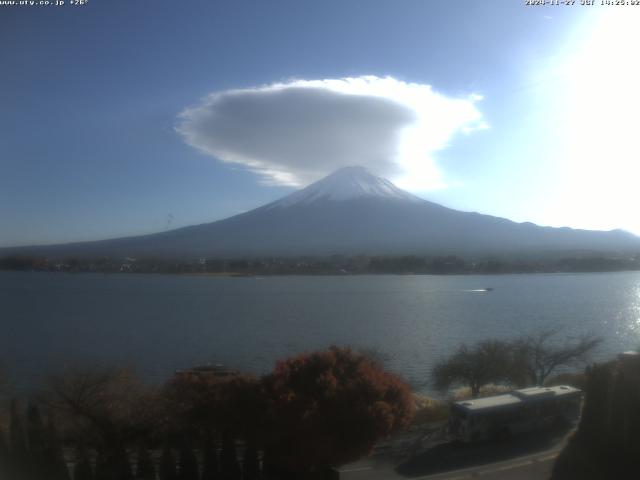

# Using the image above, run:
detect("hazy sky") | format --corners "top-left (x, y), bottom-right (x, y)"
top-left (1, 0), bottom-right (639, 247)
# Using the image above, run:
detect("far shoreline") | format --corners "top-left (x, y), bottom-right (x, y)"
top-left (2, 251), bottom-right (639, 276)
top-left (2, 268), bottom-right (640, 277)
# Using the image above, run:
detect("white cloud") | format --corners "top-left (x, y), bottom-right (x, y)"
top-left (177, 76), bottom-right (487, 190)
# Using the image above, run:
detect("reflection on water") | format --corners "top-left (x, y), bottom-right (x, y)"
top-left (630, 285), bottom-right (640, 336)
top-left (1, 271), bottom-right (639, 393)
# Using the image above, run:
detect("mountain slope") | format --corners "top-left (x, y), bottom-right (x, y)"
top-left (3, 166), bottom-right (639, 258)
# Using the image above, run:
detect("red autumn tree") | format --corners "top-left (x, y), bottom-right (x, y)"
top-left (162, 372), bottom-right (262, 439)
top-left (261, 346), bottom-right (414, 474)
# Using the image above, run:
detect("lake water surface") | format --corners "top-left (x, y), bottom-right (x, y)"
top-left (1, 271), bottom-right (639, 393)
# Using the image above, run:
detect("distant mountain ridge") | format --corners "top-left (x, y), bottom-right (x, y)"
top-left (3, 166), bottom-right (639, 258)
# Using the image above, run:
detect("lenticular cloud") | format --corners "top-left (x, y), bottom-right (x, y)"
top-left (177, 76), bottom-right (487, 189)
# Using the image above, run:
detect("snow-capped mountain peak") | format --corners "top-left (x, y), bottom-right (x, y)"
top-left (268, 166), bottom-right (423, 208)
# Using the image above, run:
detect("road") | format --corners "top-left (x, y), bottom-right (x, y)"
top-left (338, 450), bottom-right (557, 480)
top-left (337, 427), bottom-right (570, 480)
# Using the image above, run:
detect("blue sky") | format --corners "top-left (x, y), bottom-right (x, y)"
top-left (1, 0), bottom-right (639, 247)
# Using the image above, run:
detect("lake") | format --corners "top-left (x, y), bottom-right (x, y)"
top-left (1, 271), bottom-right (639, 394)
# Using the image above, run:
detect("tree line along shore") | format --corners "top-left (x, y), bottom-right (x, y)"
top-left (1, 252), bottom-right (639, 275)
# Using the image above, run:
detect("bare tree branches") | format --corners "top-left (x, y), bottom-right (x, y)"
top-left (43, 367), bottom-right (159, 450)
top-left (512, 328), bottom-right (602, 386)
top-left (432, 340), bottom-right (513, 398)
top-left (432, 329), bottom-right (602, 397)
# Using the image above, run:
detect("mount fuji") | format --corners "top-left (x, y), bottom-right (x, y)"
top-left (4, 166), bottom-right (640, 258)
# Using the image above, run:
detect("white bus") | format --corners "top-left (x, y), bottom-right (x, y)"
top-left (449, 385), bottom-right (582, 442)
